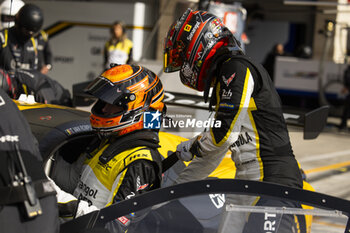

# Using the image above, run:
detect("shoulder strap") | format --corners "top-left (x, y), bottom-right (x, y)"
top-left (84, 136), bottom-right (102, 159)
top-left (30, 37), bottom-right (38, 55)
top-left (99, 130), bottom-right (160, 164)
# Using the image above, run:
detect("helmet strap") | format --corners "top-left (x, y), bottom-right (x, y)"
top-left (99, 130), bottom-right (160, 164)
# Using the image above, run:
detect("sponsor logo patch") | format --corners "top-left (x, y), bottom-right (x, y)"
top-left (39, 116), bottom-right (52, 121)
top-left (0, 135), bottom-right (19, 143)
top-left (136, 176), bottom-right (149, 191)
top-left (219, 103), bottom-right (235, 109)
top-left (223, 73), bottom-right (236, 86)
top-left (187, 21), bottom-right (200, 40)
top-left (229, 132), bottom-right (253, 149)
top-left (117, 216), bottom-right (130, 226)
top-left (222, 89), bottom-right (233, 99)
top-left (209, 194), bottom-right (225, 209)
top-left (184, 24), bottom-right (192, 32)
top-left (77, 181), bottom-right (99, 202)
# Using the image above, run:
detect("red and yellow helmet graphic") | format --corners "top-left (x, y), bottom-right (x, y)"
top-left (163, 8), bottom-right (238, 92)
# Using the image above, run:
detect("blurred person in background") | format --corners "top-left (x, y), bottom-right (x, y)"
top-left (103, 21), bottom-right (133, 69)
top-left (0, 3), bottom-right (42, 72)
top-left (0, 3), bottom-right (44, 99)
top-left (262, 43), bottom-right (286, 82)
top-left (36, 29), bottom-right (53, 75)
top-left (295, 44), bottom-right (313, 59)
top-left (0, 0), bottom-right (52, 75)
top-left (0, 3), bottom-right (71, 106)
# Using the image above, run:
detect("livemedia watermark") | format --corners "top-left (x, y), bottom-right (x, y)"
top-left (143, 111), bottom-right (221, 131)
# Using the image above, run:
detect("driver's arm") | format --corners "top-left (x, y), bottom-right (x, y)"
top-left (50, 154), bottom-right (86, 193)
top-left (48, 177), bottom-right (98, 220)
top-left (106, 159), bottom-right (161, 205)
top-left (175, 62), bottom-right (255, 184)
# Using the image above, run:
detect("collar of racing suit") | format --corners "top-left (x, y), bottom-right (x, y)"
top-left (204, 46), bottom-right (243, 107)
top-left (208, 53), bottom-right (262, 112)
top-left (99, 129), bottom-right (160, 164)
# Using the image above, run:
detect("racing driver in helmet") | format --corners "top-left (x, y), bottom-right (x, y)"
top-left (0, 3), bottom-right (42, 99)
top-left (163, 9), bottom-right (305, 233)
top-left (51, 64), bottom-right (166, 223)
top-left (0, 3), bottom-right (43, 71)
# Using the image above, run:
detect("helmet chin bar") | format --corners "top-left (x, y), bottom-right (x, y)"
top-left (96, 129), bottom-right (110, 139)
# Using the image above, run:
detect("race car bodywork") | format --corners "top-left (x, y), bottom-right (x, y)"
top-left (15, 99), bottom-right (350, 233)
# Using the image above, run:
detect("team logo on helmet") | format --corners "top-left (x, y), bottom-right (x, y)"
top-left (184, 24), bottom-right (192, 32)
top-left (210, 18), bottom-right (224, 37)
top-left (187, 21), bottom-right (200, 41)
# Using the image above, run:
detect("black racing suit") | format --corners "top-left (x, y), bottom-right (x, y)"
top-left (0, 27), bottom-right (39, 71)
top-left (0, 27), bottom-right (39, 98)
top-left (0, 27), bottom-right (72, 106)
top-left (175, 55), bottom-right (303, 233)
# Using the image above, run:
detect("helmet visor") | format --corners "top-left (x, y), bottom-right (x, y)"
top-left (163, 47), bottom-right (183, 73)
top-left (163, 27), bottom-right (184, 73)
top-left (84, 76), bottom-right (125, 105)
top-left (91, 99), bottom-right (125, 118)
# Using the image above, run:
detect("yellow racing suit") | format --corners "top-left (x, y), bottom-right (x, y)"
top-left (74, 144), bottom-right (162, 208)
top-left (104, 38), bottom-right (133, 68)
top-left (52, 130), bottom-right (162, 217)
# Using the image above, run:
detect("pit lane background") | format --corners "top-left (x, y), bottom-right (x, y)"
top-left (25, 0), bottom-right (348, 107)
top-left (24, 1), bottom-right (350, 195)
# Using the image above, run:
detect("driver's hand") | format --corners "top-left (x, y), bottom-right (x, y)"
top-left (40, 64), bottom-right (52, 75)
top-left (176, 136), bottom-right (201, 162)
top-left (176, 141), bottom-right (193, 161)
